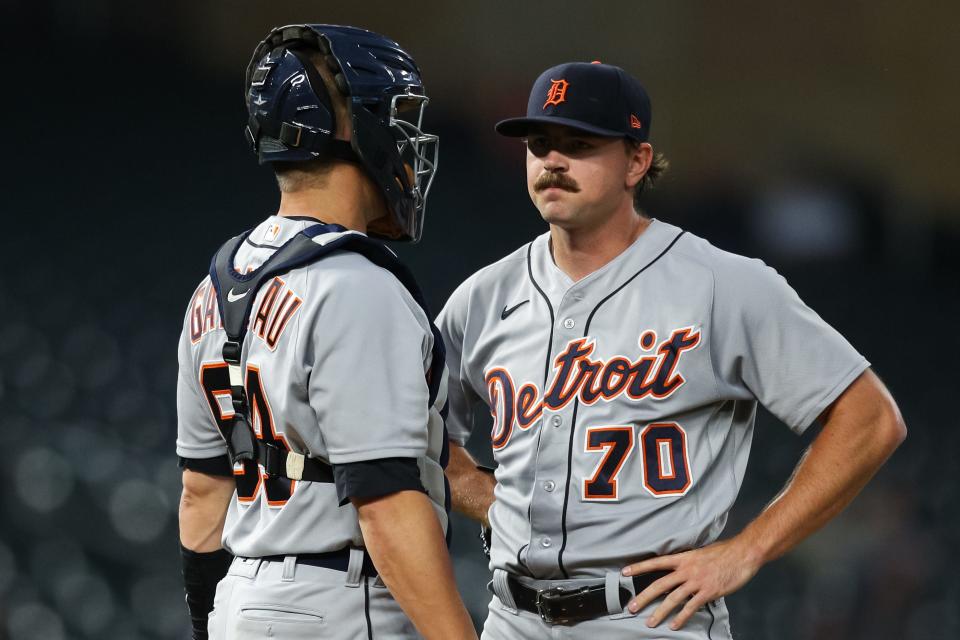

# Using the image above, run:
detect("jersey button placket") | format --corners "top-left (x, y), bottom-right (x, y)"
top-left (532, 293), bottom-right (581, 574)
top-left (528, 408), bottom-right (565, 573)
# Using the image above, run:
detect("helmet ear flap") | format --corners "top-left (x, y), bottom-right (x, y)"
top-left (288, 49), bottom-right (332, 101)
top-left (246, 46), bottom-right (352, 163)
top-left (287, 48), bottom-right (339, 131)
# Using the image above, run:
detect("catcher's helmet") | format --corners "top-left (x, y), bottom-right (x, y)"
top-left (244, 25), bottom-right (439, 242)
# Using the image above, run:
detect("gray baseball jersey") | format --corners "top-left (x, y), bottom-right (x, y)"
top-left (438, 218), bottom-right (868, 580)
top-left (177, 215), bottom-right (449, 558)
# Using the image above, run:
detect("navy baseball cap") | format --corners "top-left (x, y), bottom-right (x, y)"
top-left (496, 61), bottom-right (652, 142)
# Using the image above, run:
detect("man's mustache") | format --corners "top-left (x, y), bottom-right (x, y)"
top-left (534, 172), bottom-right (581, 193)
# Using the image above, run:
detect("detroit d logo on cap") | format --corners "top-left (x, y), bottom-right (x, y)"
top-left (543, 79), bottom-right (569, 108)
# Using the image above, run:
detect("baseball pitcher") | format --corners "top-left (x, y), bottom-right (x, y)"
top-left (440, 61), bottom-right (906, 639)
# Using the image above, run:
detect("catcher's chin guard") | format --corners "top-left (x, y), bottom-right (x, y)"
top-left (243, 24), bottom-right (439, 243)
top-left (209, 222), bottom-right (447, 489)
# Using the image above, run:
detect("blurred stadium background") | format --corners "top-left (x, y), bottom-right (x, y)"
top-left (1, 1), bottom-right (958, 638)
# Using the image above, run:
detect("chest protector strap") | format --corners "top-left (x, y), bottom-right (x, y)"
top-left (208, 223), bottom-right (447, 485)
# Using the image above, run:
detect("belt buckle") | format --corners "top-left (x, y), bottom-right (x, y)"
top-left (536, 584), bottom-right (604, 625)
top-left (536, 586), bottom-right (590, 625)
top-left (535, 586), bottom-right (566, 624)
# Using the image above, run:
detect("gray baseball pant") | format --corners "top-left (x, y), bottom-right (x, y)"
top-left (208, 552), bottom-right (422, 639)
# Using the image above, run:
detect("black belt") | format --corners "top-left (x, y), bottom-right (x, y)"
top-left (260, 548), bottom-right (378, 578)
top-left (508, 570), bottom-right (670, 625)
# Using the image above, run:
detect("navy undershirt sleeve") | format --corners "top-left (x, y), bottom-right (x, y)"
top-left (333, 457), bottom-right (426, 506)
top-left (179, 455), bottom-right (233, 477)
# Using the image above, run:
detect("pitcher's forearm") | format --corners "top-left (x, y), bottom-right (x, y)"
top-left (355, 490), bottom-right (478, 640)
top-left (738, 371), bottom-right (906, 565)
top-left (447, 443), bottom-right (496, 525)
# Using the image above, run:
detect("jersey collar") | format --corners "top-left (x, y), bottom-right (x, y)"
top-left (529, 218), bottom-right (683, 309)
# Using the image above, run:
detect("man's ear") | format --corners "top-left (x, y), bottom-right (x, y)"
top-left (625, 141), bottom-right (653, 189)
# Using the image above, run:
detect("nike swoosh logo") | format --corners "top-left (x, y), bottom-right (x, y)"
top-left (227, 288), bottom-right (249, 303)
top-left (501, 300), bottom-right (529, 320)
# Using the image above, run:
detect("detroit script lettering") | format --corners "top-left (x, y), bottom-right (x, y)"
top-left (486, 327), bottom-right (701, 450)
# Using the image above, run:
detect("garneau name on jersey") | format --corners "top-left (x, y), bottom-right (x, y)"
top-left (188, 276), bottom-right (303, 349)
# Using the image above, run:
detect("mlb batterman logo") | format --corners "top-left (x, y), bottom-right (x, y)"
top-left (543, 79), bottom-right (569, 108)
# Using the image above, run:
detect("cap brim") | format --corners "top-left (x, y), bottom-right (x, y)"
top-left (495, 116), bottom-right (624, 138)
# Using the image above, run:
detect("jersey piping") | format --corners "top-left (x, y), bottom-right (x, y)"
top-left (526, 241), bottom-right (557, 390)
top-left (524, 241), bottom-right (558, 547)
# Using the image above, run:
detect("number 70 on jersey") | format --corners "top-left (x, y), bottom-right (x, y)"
top-left (582, 422), bottom-right (692, 501)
